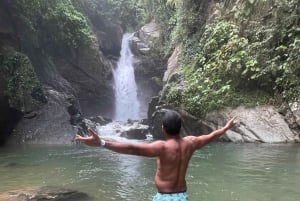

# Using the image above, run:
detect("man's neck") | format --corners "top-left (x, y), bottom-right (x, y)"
top-left (165, 134), bottom-right (181, 140)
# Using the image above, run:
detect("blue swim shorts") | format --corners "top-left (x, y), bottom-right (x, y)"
top-left (153, 191), bottom-right (188, 201)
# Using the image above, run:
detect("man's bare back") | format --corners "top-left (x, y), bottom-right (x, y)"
top-left (154, 137), bottom-right (194, 193)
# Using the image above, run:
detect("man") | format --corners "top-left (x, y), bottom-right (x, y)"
top-left (75, 110), bottom-right (237, 201)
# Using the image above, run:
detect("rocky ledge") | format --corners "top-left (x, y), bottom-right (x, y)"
top-left (150, 103), bottom-right (300, 143)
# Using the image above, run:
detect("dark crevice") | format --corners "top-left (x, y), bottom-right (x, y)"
top-left (0, 97), bottom-right (23, 146)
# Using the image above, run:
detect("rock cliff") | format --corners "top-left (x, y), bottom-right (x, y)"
top-left (0, 0), bottom-right (122, 145)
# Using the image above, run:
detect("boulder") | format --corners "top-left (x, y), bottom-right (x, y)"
top-left (149, 105), bottom-right (298, 143)
top-left (120, 122), bottom-right (149, 140)
top-left (130, 20), bottom-right (160, 56)
top-left (130, 36), bottom-right (150, 56)
top-left (147, 96), bottom-right (160, 121)
top-left (138, 20), bottom-right (160, 42)
top-left (95, 121), bottom-right (149, 141)
top-left (289, 100), bottom-right (300, 128)
top-left (90, 116), bottom-right (112, 126)
top-left (149, 108), bottom-right (167, 139)
top-left (0, 186), bottom-right (90, 201)
top-left (120, 127), bottom-right (148, 140)
top-left (206, 106), bottom-right (297, 143)
top-left (8, 89), bottom-right (77, 145)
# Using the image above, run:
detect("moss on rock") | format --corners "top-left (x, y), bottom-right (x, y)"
top-left (0, 50), bottom-right (45, 113)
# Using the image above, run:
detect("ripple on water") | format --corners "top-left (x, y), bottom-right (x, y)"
top-left (1, 143), bottom-right (300, 201)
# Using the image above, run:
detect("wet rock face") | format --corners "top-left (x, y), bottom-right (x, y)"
top-left (95, 23), bottom-right (123, 57)
top-left (129, 21), bottom-right (166, 119)
top-left (8, 89), bottom-right (77, 145)
top-left (0, 1), bottom-right (121, 146)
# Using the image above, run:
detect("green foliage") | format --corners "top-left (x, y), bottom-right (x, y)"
top-left (74, 0), bottom-right (139, 30)
top-left (13, 0), bottom-right (96, 57)
top-left (154, 0), bottom-right (299, 117)
top-left (161, 82), bottom-right (182, 108)
top-left (130, 0), bottom-right (176, 52)
top-left (41, 1), bottom-right (95, 50)
top-left (7, 0), bottom-right (299, 117)
top-left (104, 0), bottom-right (139, 29)
top-left (183, 77), bottom-right (233, 117)
top-left (0, 52), bottom-right (45, 112)
top-left (274, 38), bottom-right (300, 100)
top-left (241, 0), bottom-right (300, 100)
top-left (181, 20), bottom-right (260, 116)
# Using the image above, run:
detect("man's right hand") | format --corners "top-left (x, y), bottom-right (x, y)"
top-left (75, 128), bottom-right (101, 147)
top-left (225, 116), bottom-right (238, 130)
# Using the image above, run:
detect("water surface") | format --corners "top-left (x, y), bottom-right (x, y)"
top-left (1, 143), bottom-right (300, 201)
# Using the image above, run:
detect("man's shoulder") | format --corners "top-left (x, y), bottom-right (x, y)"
top-left (182, 136), bottom-right (199, 147)
top-left (183, 135), bottom-right (196, 141)
top-left (150, 140), bottom-right (166, 147)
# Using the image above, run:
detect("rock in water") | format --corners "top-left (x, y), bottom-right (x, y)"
top-left (2, 186), bottom-right (90, 201)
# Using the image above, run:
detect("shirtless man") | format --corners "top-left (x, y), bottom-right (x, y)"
top-left (75, 110), bottom-right (237, 201)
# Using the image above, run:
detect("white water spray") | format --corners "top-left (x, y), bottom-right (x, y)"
top-left (113, 33), bottom-right (140, 121)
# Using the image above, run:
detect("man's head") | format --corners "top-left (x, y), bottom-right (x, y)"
top-left (162, 110), bottom-right (182, 136)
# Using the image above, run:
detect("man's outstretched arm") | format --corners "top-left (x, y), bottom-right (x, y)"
top-left (104, 140), bottom-right (164, 157)
top-left (75, 128), bottom-right (164, 157)
top-left (190, 116), bottom-right (238, 150)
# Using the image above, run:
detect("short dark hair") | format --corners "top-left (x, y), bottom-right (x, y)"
top-left (162, 110), bottom-right (182, 135)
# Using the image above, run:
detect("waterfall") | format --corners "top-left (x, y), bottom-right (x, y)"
top-left (113, 33), bottom-right (140, 121)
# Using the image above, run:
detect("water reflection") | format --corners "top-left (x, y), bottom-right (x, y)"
top-left (0, 143), bottom-right (299, 201)
top-left (188, 143), bottom-right (300, 201)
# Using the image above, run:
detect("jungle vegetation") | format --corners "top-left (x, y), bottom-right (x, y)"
top-left (1, 0), bottom-right (299, 118)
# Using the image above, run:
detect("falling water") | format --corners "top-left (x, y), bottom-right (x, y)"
top-left (113, 33), bottom-right (140, 121)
